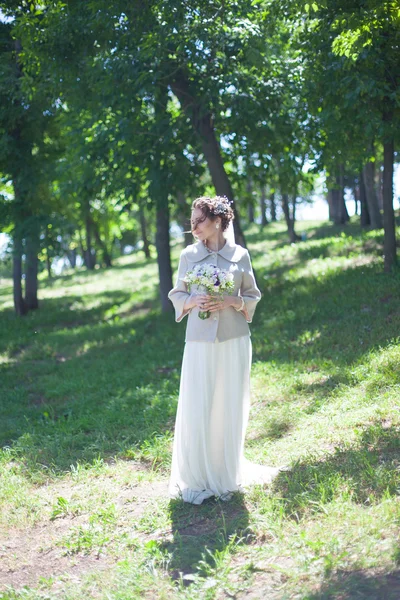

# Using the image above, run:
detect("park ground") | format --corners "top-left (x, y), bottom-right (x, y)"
top-left (1, 219), bottom-right (400, 599)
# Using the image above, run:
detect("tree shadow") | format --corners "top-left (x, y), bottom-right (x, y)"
top-left (252, 258), bottom-right (400, 369)
top-left (1, 290), bottom-right (159, 341)
top-left (245, 224), bottom-right (294, 247)
top-left (252, 232), bottom-right (383, 283)
top-left (304, 568), bottom-right (400, 599)
top-left (271, 422), bottom-right (400, 521)
top-left (38, 255), bottom-right (158, 287)
top-left (0, 283), bottom-right (12, 298)
top-left (245, 219), bottom-right (380, 256)
top-left (248, 416), bottom-right (293, 443)
top-left (161, 493), bottom-right (250, 580)
top-left (292, 373), bottom-right (351, 414)
top-left (1, 222), bottom-right (399, 481)
top-left (0, 289), bottom-right (183, 474)
top-left (2, 250), bottom-right (398, 476)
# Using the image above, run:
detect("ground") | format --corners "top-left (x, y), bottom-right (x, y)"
top-left (1, 219), bottom-right (400, 599)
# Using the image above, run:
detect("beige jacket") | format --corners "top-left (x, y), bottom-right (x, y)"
top-left (168, 240), bottom-right (261, 343)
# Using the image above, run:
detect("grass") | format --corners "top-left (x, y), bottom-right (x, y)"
top-left (0, 218), bottom-right (400, 599)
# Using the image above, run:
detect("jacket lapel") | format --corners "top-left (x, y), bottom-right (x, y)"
top-left (185, 241), bottom-right (209, 263)
top-left (185, 240), bottom-right (246, 263)
top-left (218, 240), bottom-right (247, 263)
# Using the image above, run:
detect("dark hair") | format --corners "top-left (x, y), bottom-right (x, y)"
top-left (191, 196), bottom-right (234, 232)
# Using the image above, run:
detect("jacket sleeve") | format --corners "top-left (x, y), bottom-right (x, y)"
top-left (240, 250), bottom-right (261, 323)
top-left (168, 251), bottom-right (192, 322)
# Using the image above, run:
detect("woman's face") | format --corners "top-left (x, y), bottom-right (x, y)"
top-left (191, 208), bottom-right (220, 240)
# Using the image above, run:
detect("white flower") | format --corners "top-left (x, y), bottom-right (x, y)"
top-left (184, 263), bottom-right (234, 295)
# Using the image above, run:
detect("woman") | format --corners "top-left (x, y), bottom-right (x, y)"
top-left (168, 196), bottom-right (280, 504)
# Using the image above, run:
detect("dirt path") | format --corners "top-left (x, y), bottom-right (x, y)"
top-left (0, 478), bottom-right (169, 591)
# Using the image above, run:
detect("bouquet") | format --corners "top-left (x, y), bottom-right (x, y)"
top-left (184, 264), bottom-right (234, 319)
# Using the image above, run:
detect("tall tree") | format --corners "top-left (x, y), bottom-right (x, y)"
top-left (288, 0), bottom-right (399, 267)
top-left (0, 16), bottom-right (59, 314)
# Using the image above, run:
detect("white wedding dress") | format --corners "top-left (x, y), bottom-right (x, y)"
top-left (169, 335), bottom-right (281, 504)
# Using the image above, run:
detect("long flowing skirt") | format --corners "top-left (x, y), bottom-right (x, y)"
top-left (169, 335), bottom-right (280, 504)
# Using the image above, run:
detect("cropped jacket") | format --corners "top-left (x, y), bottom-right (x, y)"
top-left (168, 240), bottom-right (261, 343)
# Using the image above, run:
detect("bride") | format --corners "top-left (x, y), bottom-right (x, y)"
top-left (168, 195), bottom-right (280, 504)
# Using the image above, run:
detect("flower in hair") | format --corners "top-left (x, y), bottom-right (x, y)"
top-left (213, 197), bottom-right (232, 215)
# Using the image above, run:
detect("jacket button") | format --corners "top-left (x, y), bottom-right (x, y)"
top-left (213, 316), bottom-right (217, 321)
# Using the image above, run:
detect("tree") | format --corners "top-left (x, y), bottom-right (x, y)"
top-left (0, 14), bottom-right (61, 314)
top-left (289, 0), bottom-right (399, 267)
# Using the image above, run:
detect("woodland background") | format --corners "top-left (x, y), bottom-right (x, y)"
top-left (1, 0), bottom-right (399, 314)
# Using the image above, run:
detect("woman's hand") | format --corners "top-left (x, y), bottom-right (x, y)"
top-left (201, 295), bottom-right (242, 312)
top-left (184, 294), bottom-right (209, 311)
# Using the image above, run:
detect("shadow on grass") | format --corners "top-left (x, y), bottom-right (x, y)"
top-left (1, 224), bottom-right (399, 481)
top-left (245, 219), bottom-right (384, 259)
top-left (251, 258), bottom-right (400, 368)
top-left (1, 256), bottom-right (399, 477)
top-left (162, 493), bottom-right (250, 579)
top-left (304, 568), bottom-right (400, 600)
top-left (293, 373), bottom-right (352, 415)
top-left (246, 214), bottom-right (400, 253)
top-left (0, 290), bottom-right (184, 475)
top-left (246, 224), bottom-right (295, 248)
top-left (252, 234), bottom-right (383, 285)
top-left (249, 416), bottom-right (293, 443)
top-left (271, 422), bottom-right (400, 520)
top-left (38, 255), bottom-right (158, 288)
top-left (0, 289), bottom-right (159, 354)
top-left (0, 284), bottom-right (13, 298)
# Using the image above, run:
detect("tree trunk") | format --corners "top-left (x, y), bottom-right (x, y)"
top-left (67, 248), bottom-right (77, 269)
top-left (155, 204), bottom-right (173, 312)
top-left (44, 230), bottom-right (53, 278)
top-left (247, 180), bottom-right (254, 223)
top-left (84, 214), bottom-right (96, 269)
top-left (12, 228), bottom-right (27, 316)
top-left (46, 253), bottom-right (52, 278)
top-left (25, 219), bottom-right (39, 310)
top-left (78, 230), bottom-right (87, 267)
top-left (138, 204), bottom-right (151, 258)
top-left (362, 161), bottom-right (382, 229)
top-left (281, 192), bottom-right (300, 243)
top-left (328, 188), bottom-right (341, 223)
top-left (291, 195), bottom-right (297, 223)
top-left (170, 73), bottom-right (246, 247)
top-left (11, 44), bottom-right (28, 316)
top-left (248, 203), bottom-right (254, 223)
top-left (359, 171), bottom-right (370, 227)
top-left (151, 86), bottom-right (173, 312)
top-left (376, 161), bottom-right (384, 211)
top-left (382, 137), bottom-right (397, 271)
top-left (270, 192), bottom-right (277, 222)
top-left (176, 191), bottom-right (193, 247)
top-left (328, 172), bottom-right (349, 225)
top-left (93, 220), bottom-right (112, 267)
top-left (338, 164), bottom-right (350, 224)
top-left (260, 184), bottom-right (268, 227)
top-left (352, 182), bottom-right (359, 216)
top-left (327, 190), bottom-right (335, 222)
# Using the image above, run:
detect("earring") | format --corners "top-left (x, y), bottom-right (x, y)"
top-left (216, 224), bottom-right (220, 230)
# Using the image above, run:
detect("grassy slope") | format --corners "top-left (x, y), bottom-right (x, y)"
top-left (0, 220), bottom-right (400, 599)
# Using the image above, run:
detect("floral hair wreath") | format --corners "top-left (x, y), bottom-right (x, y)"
top-left (212, 196), bottom-right (233, 215)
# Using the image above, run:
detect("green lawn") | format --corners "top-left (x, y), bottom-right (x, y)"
top-left (1, 220), bottom-right (400, 599)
